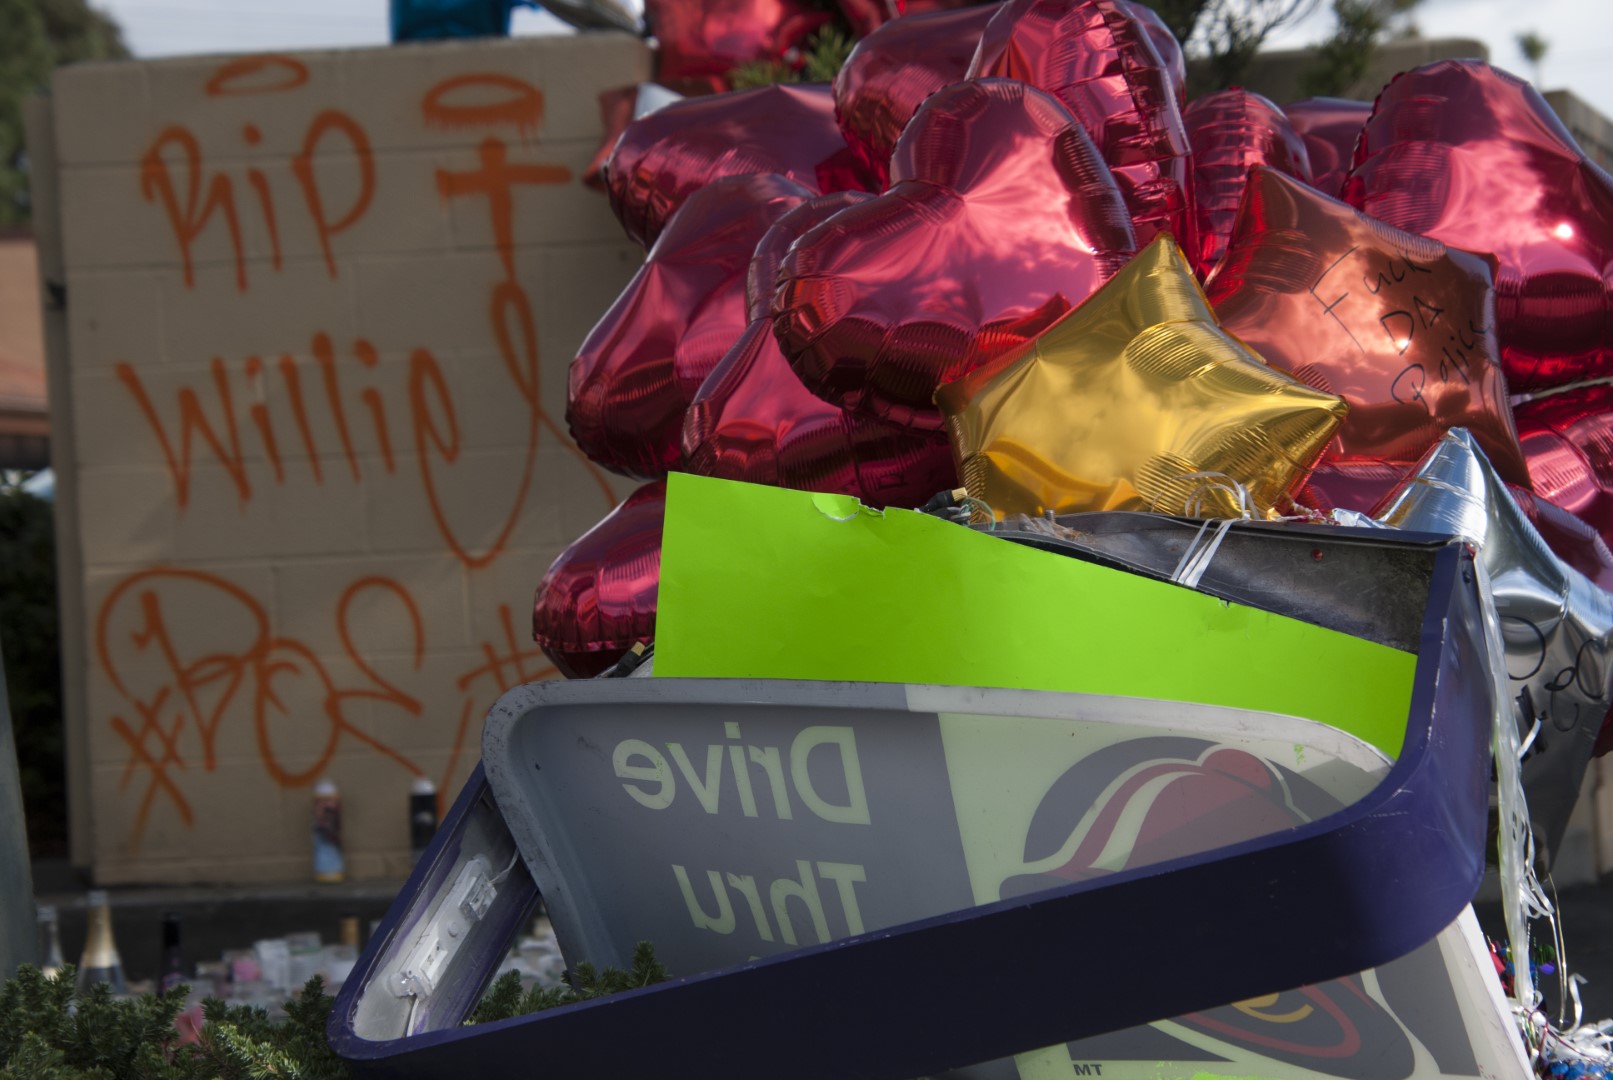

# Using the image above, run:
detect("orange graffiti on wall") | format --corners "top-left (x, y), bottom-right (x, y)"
top-left (206, 55), bottom-right (311, 97)
top-left (98, 568), bottom-right (556, 847)
top-left (101, 65), bottom-right (627, 849)
top-left (140, 108), bottom-right (374, 291)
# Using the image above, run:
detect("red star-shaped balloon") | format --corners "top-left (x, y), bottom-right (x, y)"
top-left (607, 83), bottom-right (870, 249)
top-left (532, 480), bottom-right (664, 680)
top-left (1183, 89), bottom-right (1312, 279)
top-left (966, 0), bottom-right (1195, 251)
top-left (833, 4), bottom-right (1001, 189)
top-left (684, 191), bottom-right (958, 506)
top-left (1206, 167), bottom-right (1531, 512)
top-left (570, 174), bottom-right (813, 479)
top-left (1344, 59), bottom-right (1613, 394)
top-left (773, 78), bottom-right (1137, 432)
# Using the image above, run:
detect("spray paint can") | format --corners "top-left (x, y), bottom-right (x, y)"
top-left (409, 777), bottom-right (438, 865)
top-left (312, 778), bottom-right (345, 884)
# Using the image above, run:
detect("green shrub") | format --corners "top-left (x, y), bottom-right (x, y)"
top-left (0, 946), bottom-right (670, 1079)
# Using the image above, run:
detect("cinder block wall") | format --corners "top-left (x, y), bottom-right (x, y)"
top-left (41, 34), bottom-right (648, 883)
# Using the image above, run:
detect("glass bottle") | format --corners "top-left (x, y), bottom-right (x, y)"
top-left (76, 890), bottom-right (126, 995)
top-left (37, 904), bottom-right (64, 980)
top-left (158, 912), bottom-right (186, 992)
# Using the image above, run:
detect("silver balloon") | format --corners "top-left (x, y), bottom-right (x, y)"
top-left (1373, 428), bottom-right (1613, 868)
top-left (633, 82), bottom-right (684, 120)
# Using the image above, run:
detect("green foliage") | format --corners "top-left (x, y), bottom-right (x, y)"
top-left (470, 941), bottom-right (670, 1024)
top-left (728, 26), bottom-right (856, 90)
top-left (0, 965), bottom-right (343, 1080)
top-left (0, 489), bottom-right (65, 859)
top-left (1191, 0), bottom-right (1322, 93)
top-left (1299, 0), bottom-right (1419, 97)
top-left (0, 0), bottom-right (129, 225)
top-left (0, 947), bottom-right (670, 1079)
top-left (1516, 30), bottom-right (1548, 85)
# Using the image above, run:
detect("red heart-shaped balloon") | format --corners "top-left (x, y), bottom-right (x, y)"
top-left (1515, 383), bottom-right (1613, 563)
top-left (835, 0), bottom-right (984, 41)
top-left (685, 191), bottom-right (959, 505)
top-left (1344, 59), bottom-right (1613, 394)
top-left (532, 480), bottom-right (665, 680)
top-left (1183, 89), bottom-right (1312, 279)
top-left (774, 78), bottom-right (1137, 431)
top-left (1283, 96), bottom-right (1370, 198)
top-left (585, 85), bottom-right (639, 192)
top-left (1206, 167), bottom-right (1531, 511)
top-left (607, 83), bottom-right (871, 249)
top-left (570, 174), bottom-right (814, 479)
top-left (833, 3), bottom-right (1002, 189)
top-left (1118, 0), bottom-right (1184, 107)
top-left (646, 0), bottom-right (832, 92)
top-left (966, 0), bottom-right (1195, 252)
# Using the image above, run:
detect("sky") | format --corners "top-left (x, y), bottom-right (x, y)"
top-left (94, 0), bottom-right (1613, 120)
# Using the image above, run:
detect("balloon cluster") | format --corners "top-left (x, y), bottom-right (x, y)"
top-left (535, 2), bottom-right (1613, 800)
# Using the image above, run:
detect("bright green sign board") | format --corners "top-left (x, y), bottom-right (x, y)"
top-left (656, 474), bottom-right (1417, 760)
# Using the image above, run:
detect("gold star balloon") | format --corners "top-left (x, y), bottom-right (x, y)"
top-left (936, 234), bottom-right (1348, 519)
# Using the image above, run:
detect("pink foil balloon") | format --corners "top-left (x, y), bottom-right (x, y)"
top-left (967, 0), bottom-right (1196, 252)
top-left (532, 480), bottom-right (665, 680)
top-left (1283, 96), bottom-right (1370, 198)
top-left (1183, 89), bottom-right (1312, 278)
top-left (1344, 59), bottom-right (1613, 394)
top-left (1119, 0), bottom-right (1184, 106)
top-left (1516, 383), bottom-right (1613, 565)
top-left (570, 174), bottom-right (813, 479)
top-left (774, 78), bottom-right (1137, 432)
top-left (647, 0), bottom-right (831, 92)
top-left (833, 3), bottom-right (1002, 188)
top-left (607, 82), bottom-right (870, 249)
top-left (685, 192), bottom-right (959, 505)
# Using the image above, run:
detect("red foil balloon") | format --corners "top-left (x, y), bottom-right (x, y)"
top-left (774, 78), bottom-right (1137, 432)
top-left (1515, 383), bottom-right (1613, 565)
top-left (1511, 484), bottom-right (1613, 596)
top-left (833, 3), bottom-right (1002, 188)
top-left (607, 83), bottom-right (869, 249)
top-left (1344, 59), bottom-right (1613, 394)
top-left (1296, 460), bottom-right (1414, 515)
top-left (570, 174), bottom-right (813, 478)
top-left (586, 85), bottom-right (638, 192)
top-left (1183, 89), bottom-right (1312, 279)
top-left (835, 0), bottom-right (982, 40)
top-left (1283, 96), bottom-right (1370, 198)
top-left (646, 0), bottom-right (831, 92)
top-left (1206, 167), bottom-right (1531, 511)
top-left (1118, 0), bottom-right (1184, 107)
top-left (685, 191), bottom-right (959, 506)
top-left (532, 481), bottom-right (665, 680)
top-left (966, 0), bottom-right (1196, 252)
